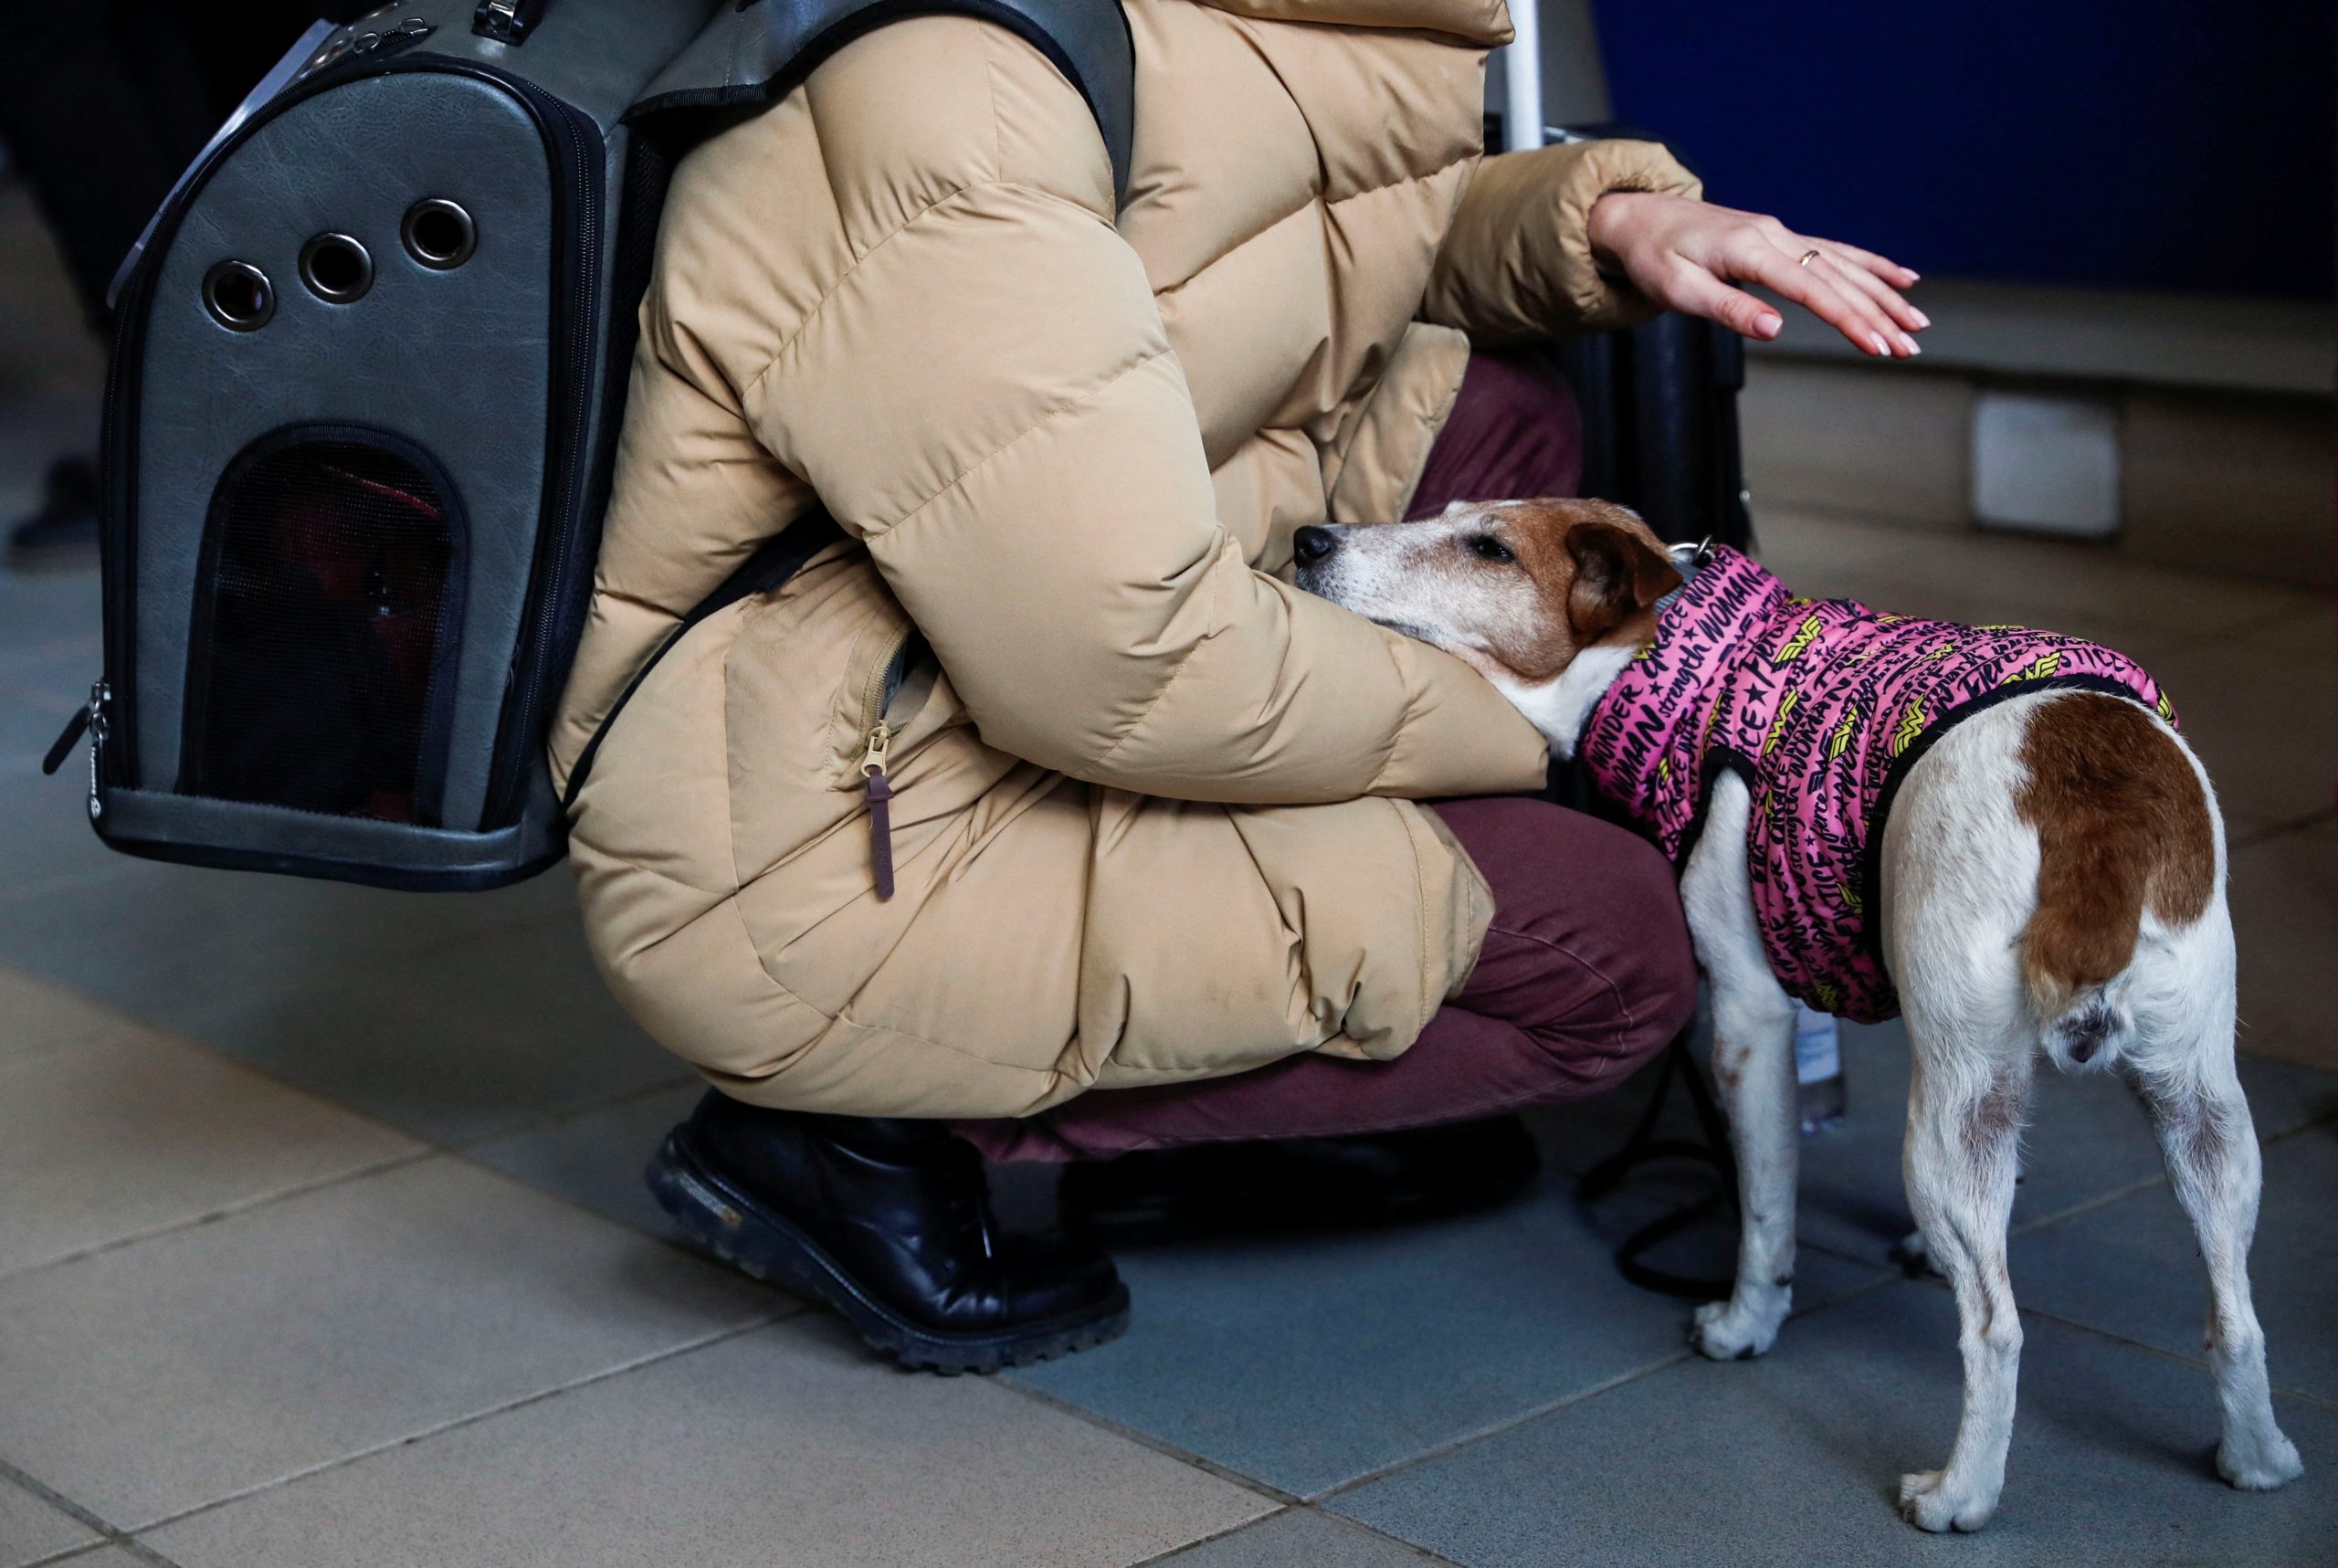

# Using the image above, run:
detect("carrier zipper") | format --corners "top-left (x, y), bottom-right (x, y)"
top-left (85, 685), bottom-right (110, 821)
top-left (857, 632), bottom-right (928, 900)
top-left (479, 75), bottom-right (604, 827)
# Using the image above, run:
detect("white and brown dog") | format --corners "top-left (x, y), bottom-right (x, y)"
top-left (1292, 498), bottom-right (2302, 1531)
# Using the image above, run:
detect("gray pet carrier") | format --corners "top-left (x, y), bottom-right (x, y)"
top-left (48, 0), bottom-right (1133, 889)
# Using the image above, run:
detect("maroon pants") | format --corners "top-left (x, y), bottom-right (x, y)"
top-left (958, 353), bottom-right (1693, 1162)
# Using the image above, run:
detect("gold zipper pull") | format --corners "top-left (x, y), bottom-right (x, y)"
top-left (862, 721), bottom-right (896, 900)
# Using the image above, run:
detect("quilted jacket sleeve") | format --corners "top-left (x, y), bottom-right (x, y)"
top-left (733, 22), bottom-right (1550, 805)
top-left (1422, 139), bottom-right (1703, 344)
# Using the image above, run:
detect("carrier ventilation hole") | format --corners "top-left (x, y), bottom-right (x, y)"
top-left (401, 199), bottom-right (475, 268)
top-left (201, 260), bottom-right (275, 331)
top-left (299, 234), bottom-right (374, 303)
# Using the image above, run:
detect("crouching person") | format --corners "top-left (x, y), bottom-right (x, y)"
top-left (553, 1), bottom-right (1924, 1370)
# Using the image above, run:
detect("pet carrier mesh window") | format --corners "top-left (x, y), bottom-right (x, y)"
top-left (183, 428), bottom-right (467, 826)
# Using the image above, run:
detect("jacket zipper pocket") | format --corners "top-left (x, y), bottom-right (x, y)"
top-left (857, 631), bottom-right (929, 900)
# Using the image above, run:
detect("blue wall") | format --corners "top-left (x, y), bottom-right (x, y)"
top-left (1593, 2), bottom-right (2333, 299)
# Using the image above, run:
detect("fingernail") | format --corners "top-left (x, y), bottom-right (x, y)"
top-left (1869, 331), bottom-right (1890, 355)
top-left (1755, 312), bottom-right (1782, 339)
top-left (1910, 308), bottom-right (1931, 329)
top-left (1903, 268), bottom-right (1922, 281)
top-left (1900, 332), bottom-right (1922, 355)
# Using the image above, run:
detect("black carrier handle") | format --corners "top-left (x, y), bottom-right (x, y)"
top-left (474, 0), bottom-right (551, 45)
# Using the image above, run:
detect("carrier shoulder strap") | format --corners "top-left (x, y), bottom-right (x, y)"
top-left (628, 0), bottom-right (1137, 204)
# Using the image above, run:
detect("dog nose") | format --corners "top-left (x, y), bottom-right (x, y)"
top-left (1293, 525), bottom-right (1337, 564)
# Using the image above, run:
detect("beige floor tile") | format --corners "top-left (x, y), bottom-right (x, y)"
top-left (0, 1031), bottom-right (421, 1279)
top-left (2229, 821), bottom-right (2338, 1072)
top-left (0, 970), bottom-right (132, 1068)
top-left (1755, 507), bottom-right (2322, 664)
top-left (147, 1318), bottom-right (1271, 1568)
top-left (0, 1157), bottom-right (780, 1529)
top-left (2149, 609), bottom-right (2338, 830)
top-left (0, 1475), bottom-right (96, 1568)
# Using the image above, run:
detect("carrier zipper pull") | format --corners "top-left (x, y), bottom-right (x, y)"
top-left (45, 682), bottom-right (111, 822)
top-left (862, 721), bottom-right (896, 900)
top-left (42, 702), bottom-right (90, 777)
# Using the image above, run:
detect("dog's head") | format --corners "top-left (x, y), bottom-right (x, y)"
top-left (1291, 500), bottom-right (1680, 745)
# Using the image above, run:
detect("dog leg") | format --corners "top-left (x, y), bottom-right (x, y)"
top-left (1683, 776), bottom-right (1798, 1362)
top-left (2129, 937), bottom-right (2302, 1492)
top-left (1896, 1041), bottom-right (2032, 1532)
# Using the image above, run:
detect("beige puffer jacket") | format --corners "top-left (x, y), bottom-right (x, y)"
top-left (553, 0), bottom-right (1699, 1117)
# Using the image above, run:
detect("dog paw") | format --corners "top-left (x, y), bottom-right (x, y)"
top-left (2218, 1429), bottom-right (2305, 1491)
top-left (1691, 1293), bottom-right (1787, 1361)
top-left (1897, 1469), bottom-right (1997, 1533)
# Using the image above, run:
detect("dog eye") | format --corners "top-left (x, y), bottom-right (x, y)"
top-left (1466, 535), bottom-right (1515, 564)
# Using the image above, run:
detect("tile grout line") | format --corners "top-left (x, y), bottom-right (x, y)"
top-left (2010, 1302), bottom-right (2338, 1413)
top-left (1304, 1348), bottom-right (1694, 1507)
top-left (0, 1148), bottom-right (436, 1289)
top-left (0, 1453), bottom-right (184, 1568)
top-left (0, 956), bottom-right (732, 1296)
top-left (432, 1139), bottom-right (825, 1302)
top-left (1118, 1503), bottom-right (1475, 1568)
top-left (443, 1071), bottom-right (704, 1156)
top-left (1310, 1264), bottom-right (1911, 1508)
top-left (1120, 1507), bottom-right (1296, 1568)
top-left (122, 1312), bottom-right (791, 1538)
top-left (1000, 1237), bottom-right (1915, 1538)
top-left (2006, 1099), bottom-right (2338, 1243)
top-left (994, 1378), bottom-right (1301, 1508)
top-left (24, 1543), bottom-right (185, 1568)
top-left (1290, 1507), bottom-right (1475, 1567)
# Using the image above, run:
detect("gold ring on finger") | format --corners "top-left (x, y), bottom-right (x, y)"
top-left (1797, 248), bottom-right (1822, 267)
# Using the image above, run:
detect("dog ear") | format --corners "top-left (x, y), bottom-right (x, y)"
top-left (1564, 519), bottom-right (1681, 642)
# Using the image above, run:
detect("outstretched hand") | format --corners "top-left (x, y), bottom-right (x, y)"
top-left (1587, 191), bottom-right (1925, 358)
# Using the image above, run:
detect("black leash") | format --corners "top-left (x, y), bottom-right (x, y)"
top-left (1576, 1028), bottom-right (1740, 1300)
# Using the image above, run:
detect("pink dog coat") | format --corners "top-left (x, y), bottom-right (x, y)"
top-left (1576, 547), bottom-right (2173, 1023)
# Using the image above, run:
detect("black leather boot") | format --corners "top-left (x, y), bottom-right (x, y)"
top-left (1058, 1115), bottom-right (1543, 1245)
top-left (647, 1091), bottom-right (1129, 1373)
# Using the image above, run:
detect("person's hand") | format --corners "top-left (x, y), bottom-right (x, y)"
top-left (1586, 191), bottom-right (1925, 358)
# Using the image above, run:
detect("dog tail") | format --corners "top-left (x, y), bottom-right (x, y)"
top-left (2016, 694), bottom-right (2217, 1068)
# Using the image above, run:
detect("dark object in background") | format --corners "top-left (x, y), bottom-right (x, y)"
top-left (1552, 310), bottom-right (1749, 552)
top-left (0, 1), bottom-right (373, 570)
top-left (1595, 0), bottom-right (2333, 299)
top-left (1059, 1117), bottom-right (1543, 1246)
top-left (5, 458), bottom-right (102, 574)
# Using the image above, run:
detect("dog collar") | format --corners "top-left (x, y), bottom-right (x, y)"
top-left (1655, 537), bottom-right (1713, 614)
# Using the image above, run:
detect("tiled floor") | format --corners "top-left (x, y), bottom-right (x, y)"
top-left (3, 178), bottom-right (2335, 1565)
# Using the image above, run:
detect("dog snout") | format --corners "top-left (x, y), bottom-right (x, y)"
top-left (1293, 525), bottom-right (1339, 565)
